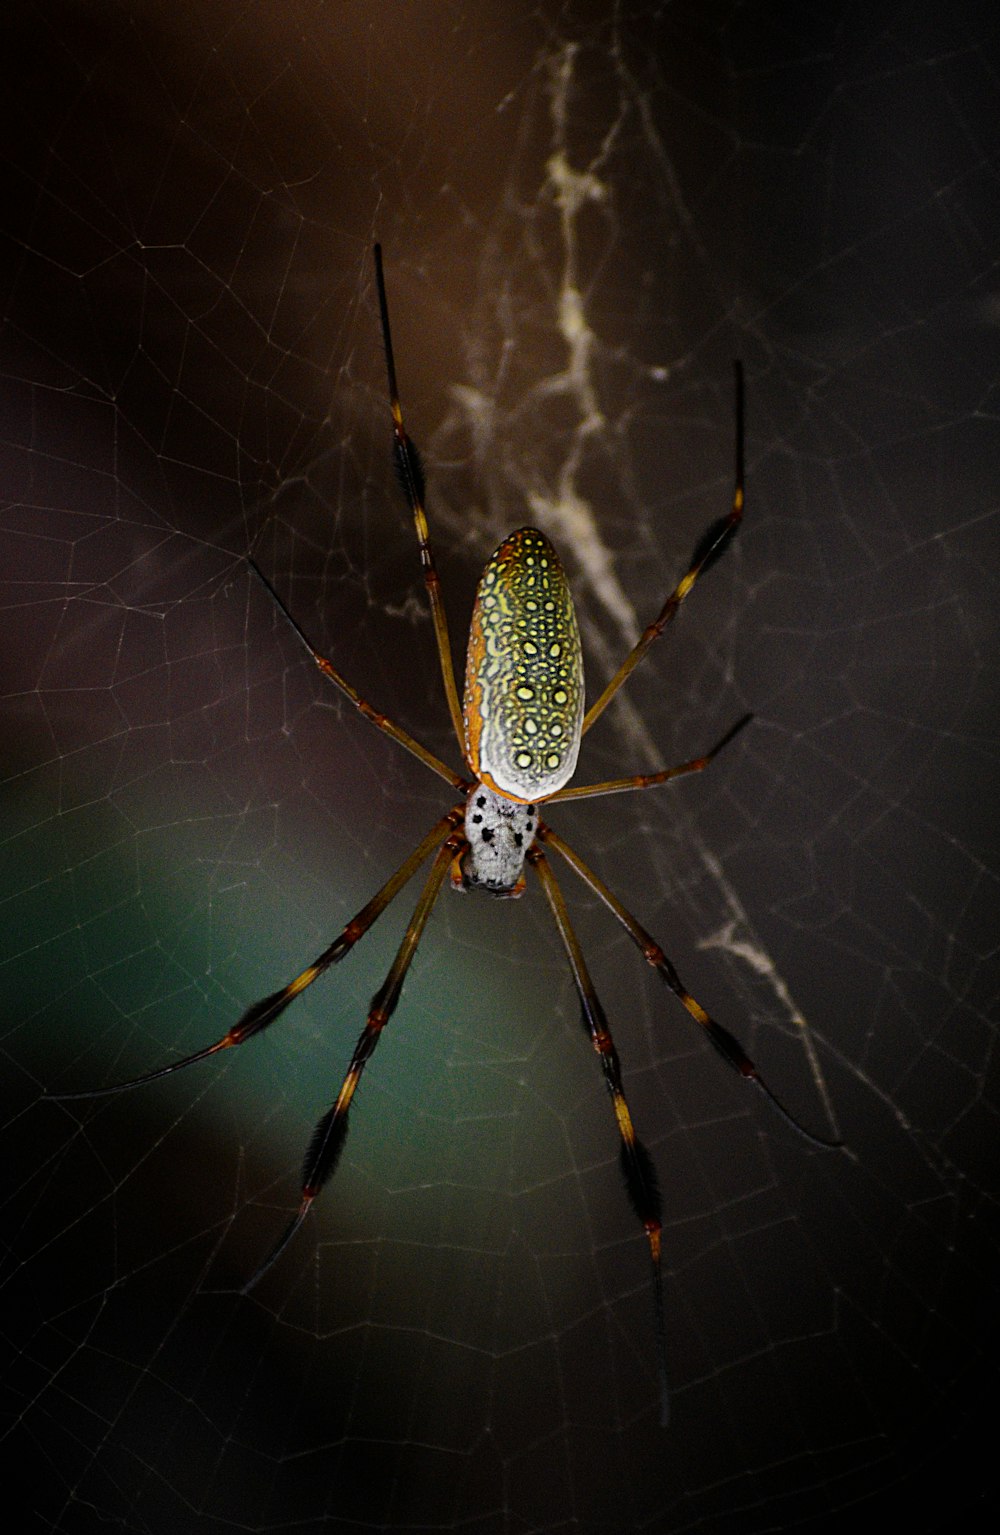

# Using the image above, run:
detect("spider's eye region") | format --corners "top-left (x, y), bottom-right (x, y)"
top-left (460, 782), bottom-right (536, 895)
top-left (463, 528), bottom-right (584, 801)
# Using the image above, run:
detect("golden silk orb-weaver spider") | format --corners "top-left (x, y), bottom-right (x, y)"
top-left (52, 245), bottom-right (841, 1426)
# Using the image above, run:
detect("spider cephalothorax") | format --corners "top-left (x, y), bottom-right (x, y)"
top-left (53, 244), bottom-right (840, 1428)
top-left (456, 782), bottom-right (537, 895)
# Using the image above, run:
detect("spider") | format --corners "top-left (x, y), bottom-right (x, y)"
top-left (53, 246), bottom-right (840, 1425)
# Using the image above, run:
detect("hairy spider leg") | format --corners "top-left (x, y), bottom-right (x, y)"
top-left (528, 844), bottom-right (670, 1426)
top-left (49, 810), bottom-right (464, 1101)
top-left (538, 822), bottom-right (843, 1151)
top-left (374, 244), bottom-right (465, 751)
top-left (547, 713), bottom-right (753, 803)
top-left (581, 361), bottom-right (745, 738)
top-left (244, 828), bottom-right (465, 1290)
top-left (248, 560), bottom-right (465, 794)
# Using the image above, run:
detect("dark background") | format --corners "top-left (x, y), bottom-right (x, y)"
top-left (2, 2), bottom-right (997, 1530)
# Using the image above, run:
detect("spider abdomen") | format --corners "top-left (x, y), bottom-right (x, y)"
top-left (463, 527), bottom-right (584, 802)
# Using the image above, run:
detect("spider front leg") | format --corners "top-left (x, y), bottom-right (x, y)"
top-left (539, 823), bottom-right (843, 1150)
top-left (244, 826), bottom-right (466, 1290)
top-left (48, 809), bottom-right (463, 1101)
top-left (528, 843), bottom-right (670, 1427)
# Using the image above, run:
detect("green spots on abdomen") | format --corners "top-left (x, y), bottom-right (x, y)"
top-left (463, 528), bottom-right (584, 801)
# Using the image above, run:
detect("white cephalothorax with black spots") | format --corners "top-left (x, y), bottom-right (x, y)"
top-left (459, 782), bottom-right (537, 895)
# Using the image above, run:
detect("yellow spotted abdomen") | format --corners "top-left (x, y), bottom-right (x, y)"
top-left (463, 527), bottom-right (584, 802)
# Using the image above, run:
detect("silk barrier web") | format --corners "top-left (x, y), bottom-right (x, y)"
top-left (2, 3), bottom-right (997, 1531)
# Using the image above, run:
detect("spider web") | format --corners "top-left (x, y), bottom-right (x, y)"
top-left (2, 2), bottom-right (997, 1530)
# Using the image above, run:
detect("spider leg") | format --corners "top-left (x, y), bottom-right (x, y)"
top-left (547, 713), bottom-right (752, 803)
top-left (528, 843), bottom-right (670, 1428)
top-left (582, 361), bottom-right (744, 739)
top-left (538, 822), bottom-right (843, 1151)
top-left (244, 825), bottom-right (465, 1291)
top-left (248, 560), bottom-right (466, 793)
top-left (374, 244), bottom-right (465, 752)
top-left (49, 809), bottom-right (464, 1101)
